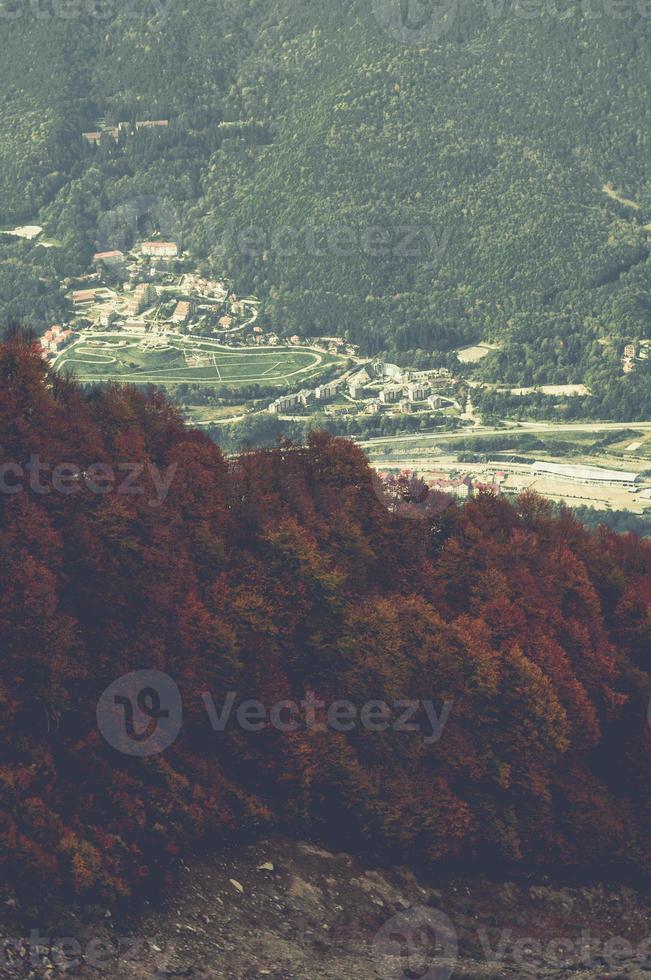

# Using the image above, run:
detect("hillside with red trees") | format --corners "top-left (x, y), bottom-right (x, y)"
top-left (0, 337), bottom-right (650, 907)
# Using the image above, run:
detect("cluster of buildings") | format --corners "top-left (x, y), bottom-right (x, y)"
top-left (182, 274), bottom-right (228, 303)
top-left (82, 120), bottom-right (169, 146)
top-left (348, 362), bottom-right (455, 415)
top-left (285, 335), bottom-right (358, 357)
top-left (384, 472), bottom-right (503, 501)
top-left (325, 339), bottom-right (349, 355)
top-left (268, 367), bottom-right (455, 417)
top-left (269, 382), bottom-right (341, 414)
top-left (352, 370), bottom-right (451, 417)
top-left (623, 340), bottom-right (651, 374)
top-left (376, 382), bottom-right (430, 404)
top-left (428, 475), bottom-right (502, 500)
top-left (268, 393), bottom-right (303, 414)
top-left (92, 242), bottom-right (179, 267)
top-left (69, 243), bottom-right (253, 340)
top-left (39, 325), bottom-right (74, 357)
top-left (256, 330), bottom-right (281, 345)
top-left (126, 282), bottom-right (156, 317)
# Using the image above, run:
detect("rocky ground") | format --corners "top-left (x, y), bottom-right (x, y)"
top-left (1, 838), bottom-right (650, 979)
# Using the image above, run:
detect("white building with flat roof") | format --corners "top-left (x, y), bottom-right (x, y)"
top-left (379, 385), bottom-right (404, 404)
top-left (348, 383), bottom-right (366, 399)
top-left (141, 241), bottom-right (178, 259)
top-left (314, 383), bottom-right (339, 401)
top-left (532, 461), bottom-right (638, 488)
top-left (407, 383), bottom-right (430, 402)
top-left (269, 393), bottom-right (301, 414)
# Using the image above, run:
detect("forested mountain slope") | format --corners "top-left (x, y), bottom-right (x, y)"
top-left (0, 0), bottom-right (649, 381)
top-left (0, 337), bottom-right (650, 906)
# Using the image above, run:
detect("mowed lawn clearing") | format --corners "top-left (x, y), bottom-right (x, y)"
top-left (55, 335), bottom-right (338, 387)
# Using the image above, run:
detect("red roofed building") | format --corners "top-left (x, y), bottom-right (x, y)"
top-left (40, 327), bottom-right (74, 353)
top-left (171, 301), bottom-right (191, 324)
top-left (472, 480), bottom-right (501, 496)
top-left (72, 288), bottom-right (100, 304)
top-left (93, 250), bottom-right (124, 265)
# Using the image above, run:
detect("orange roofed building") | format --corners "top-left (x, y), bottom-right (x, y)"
top-left (92, 250), bottom-right (124, 265)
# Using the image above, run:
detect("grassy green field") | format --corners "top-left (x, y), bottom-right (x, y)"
top-left (55, 335), bottom-right (341, 387)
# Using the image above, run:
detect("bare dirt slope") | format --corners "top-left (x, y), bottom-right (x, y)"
top-left (2, 838), bottom-right (650, 978)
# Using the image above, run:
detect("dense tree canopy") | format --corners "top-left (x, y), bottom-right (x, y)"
top-left (0, 338), bottom-right (649, 906)
top-left (0, 1), bottom-right (649, 400)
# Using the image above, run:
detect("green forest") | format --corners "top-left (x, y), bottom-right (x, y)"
top-left (0, 0), bottom-right (649, 405)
